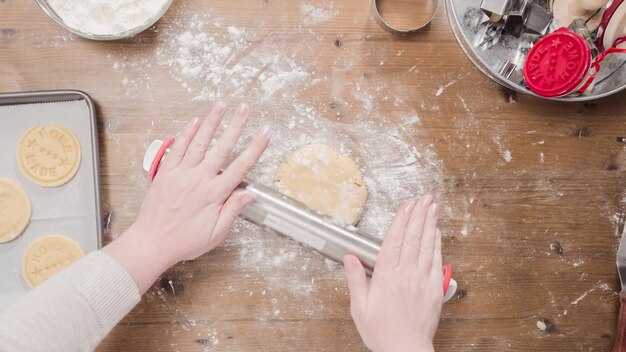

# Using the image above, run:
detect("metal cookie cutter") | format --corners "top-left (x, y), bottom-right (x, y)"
top-left (372, 0), bottom-right (439, 35)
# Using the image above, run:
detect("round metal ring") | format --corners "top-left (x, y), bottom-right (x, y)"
top-left (372, 0), bottom-right (439, 35)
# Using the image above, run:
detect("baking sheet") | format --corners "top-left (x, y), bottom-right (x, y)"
top-left (0, 91), bottom-right (102, 312)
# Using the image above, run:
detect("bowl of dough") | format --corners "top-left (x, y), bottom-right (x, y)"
top-left (35, 0), bottom-right (173, 40)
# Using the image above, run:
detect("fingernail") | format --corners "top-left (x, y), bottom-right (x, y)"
top-left (238, 106), bottom-right (250, 124)
top-left (260, 125), bottom-right (271, 138)
top-left (404, 201), bottom-right (416, 213)
top-left (430, 203), bottom-right (439, 216)
top-left (420, 193), bottom-right (433, 206)
top-left (241, 191), bottom-right (257, 204)
top-left (192, 117), bottom-right (200, 126)
top-left (214, 101), bottom-right (226, 111)
top-left (237, 104), bottom-right (249, 115)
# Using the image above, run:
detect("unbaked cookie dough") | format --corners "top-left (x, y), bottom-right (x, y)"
top-left (273, 144), bottom-right (367, 225)
top-left (17, 124), bottom-right (81, 187)
top-left (22, 235), bottom-right (84, 288)
top-left (0, 178), bottom-right (31, 243)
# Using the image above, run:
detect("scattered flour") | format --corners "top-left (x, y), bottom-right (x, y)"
top-left (153, 12), bottom-right (311, 102)
top-left (571, 288), bottom-right (594, 305)
top-left (502, 150), bottom-right (512, 162)
top-left (435, 80), bottom-right (457, 97)
top-left (570, 281), bottom-right (616, 306)
top-left (460, 213), bottom-right (472, 236)
top-left (40, 33), bottom-right (75, 48)
top-left (299, 2), bottom-right (340, 25)
top-left (106, 4), bottom-right (446, 310)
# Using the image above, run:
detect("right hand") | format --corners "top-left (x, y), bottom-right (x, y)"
top-left (343, 194), bottom-right (443, 352)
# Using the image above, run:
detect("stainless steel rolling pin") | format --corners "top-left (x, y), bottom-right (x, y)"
top-left (143, 139), bottom-right (457, 302)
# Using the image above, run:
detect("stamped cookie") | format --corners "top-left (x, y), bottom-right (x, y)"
top-left (17, 124), bottom-right (81, 187)
top-left (0, 178), bottom-right (31, 243)
top-left (22, 235), bottom-right (84, 288)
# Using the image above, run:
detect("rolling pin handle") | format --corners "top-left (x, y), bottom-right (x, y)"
top-left (443, 265), bottom-right (453, 293)
top-left (614, 292), bottom-right (626, 351)
top-left (144, 137), bottom-right (175, 181)
top-left (442, 265), bottom-right (457, 303)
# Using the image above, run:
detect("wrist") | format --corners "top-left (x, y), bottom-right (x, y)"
top-left (126, 223), bottom-right (179, 269)
top-left (103, 224), bottom-right (176, 295)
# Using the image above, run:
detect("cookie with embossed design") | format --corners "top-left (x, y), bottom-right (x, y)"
top-left (17, 124), bottom-right (81, 187)
top-left (22, 235), bottom-right (84, 288)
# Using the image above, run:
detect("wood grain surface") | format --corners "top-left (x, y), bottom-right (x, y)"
top-left (2, 0), bottom-right (626, 351)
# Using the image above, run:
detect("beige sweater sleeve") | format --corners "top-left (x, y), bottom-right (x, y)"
top-left (0, 251), bottom-right (141, 352)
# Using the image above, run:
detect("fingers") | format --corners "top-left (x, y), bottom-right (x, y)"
top-left (416, 203), bottom-right (439, 273)
top-left (201, 104), bottom-right (250, 175)
top-left (399, 194), bottom-right (433, 266)
top-left (343, 255), bottom-right (369, 319)
top-left (211, 190), bottom-right (256, 244)
top-left (218, 125), bottom-right (270, 192)
top-left (375, 201), bottom-right (415, 272)
top-left (431, 229), bottom-right (443, 276)
top-left (160, 117), bottom-right (201, 171)
top-left (182, 102), bottom-right (226, 168)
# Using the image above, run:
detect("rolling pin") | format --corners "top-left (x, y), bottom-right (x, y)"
top-left (143, 138), bottom-right (458, 302)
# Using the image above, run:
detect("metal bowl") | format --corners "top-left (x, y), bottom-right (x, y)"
top-left (35, 0), bottom-right (173, 41)
top-left (445, 0), bottom-right (626, 101)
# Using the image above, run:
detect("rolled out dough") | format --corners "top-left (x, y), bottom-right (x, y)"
top-left (0, 178), bottom-right (31, 243)
top-left (272, 144), bottom-right (367, 225)
top-left (22, 235), bottom-right (85, 288)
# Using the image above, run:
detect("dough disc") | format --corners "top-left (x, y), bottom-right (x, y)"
top-left (22, 235), bottom-right (85, 288)
top-left (0, 178), bottom-right (31, 243)
top-left (17, 124), bottom-right (81, 187)
top-left (273, 144), bottom-right (367, 225)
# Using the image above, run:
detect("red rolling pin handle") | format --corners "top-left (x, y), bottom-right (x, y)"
top-left (148, 136), bottom-right (175, 181)
top-left (443, 264), bottom-right (453, 295)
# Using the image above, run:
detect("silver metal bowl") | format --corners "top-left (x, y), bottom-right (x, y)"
top-left (35, 0), bottom-right (173, 41)
top-left (446, 0), bottom-right (626, 101)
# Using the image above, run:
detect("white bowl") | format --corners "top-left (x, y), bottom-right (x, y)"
top-left (35, 0), bottom-right (174, 41)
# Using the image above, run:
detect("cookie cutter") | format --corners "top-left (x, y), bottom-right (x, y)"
top-left (372, 0), bottom-right (439, 35)
top-left (144, 138), bottom-right (458, 302)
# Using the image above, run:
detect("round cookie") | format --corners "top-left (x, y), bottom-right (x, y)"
top-left (17, 124), bottom-right (81, 187)
top-left (273, 144), bottom-right (367, 225)
top-left (0, 178), bottom-right (31, 243)
top-left (22, 235), bottom-right (85, 288)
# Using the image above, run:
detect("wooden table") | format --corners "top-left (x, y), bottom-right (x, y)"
top-left (2, 0), bottom-right (626, 350)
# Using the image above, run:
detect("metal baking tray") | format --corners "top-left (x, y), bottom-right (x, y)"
top-left (446, 0), bottom-right (626, 101)
top-left (0, 90), bottom-right (102, 312)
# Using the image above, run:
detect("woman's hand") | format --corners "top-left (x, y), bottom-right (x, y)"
top-left (343, 194), bottom-right (443, 352)
top-left (104, 102), bottom-right (270, 294)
